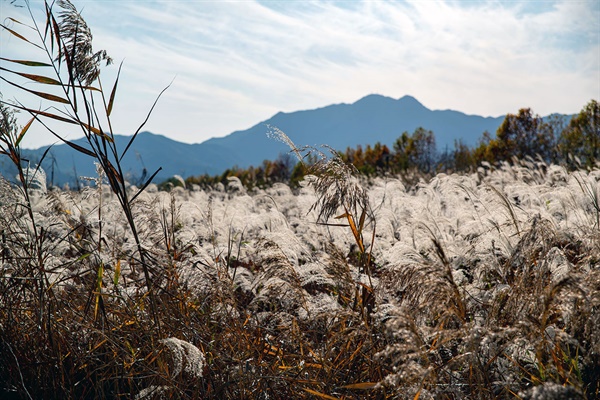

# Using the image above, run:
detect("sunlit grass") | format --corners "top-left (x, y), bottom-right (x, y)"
top-left (0, 159), bottom-right (598, 399)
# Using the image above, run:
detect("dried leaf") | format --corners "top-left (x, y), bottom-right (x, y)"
top-left (107, 61), bottom-right (122, 116)
top-left (340, 382), bottom-right (378, 390)
top-left (80, 122), bottom-right (112, 141)
top-left (0, 76), bottom-right (69, 103)
top-left (0, 24), bottom-right (43, 50)
top-left (0, 66), bottom-right (61, 85)
top-left (94, 263), bottom-right (104, 320)
top-left (15, 117), bottom-right (35, 148)
top-left (303, 388), bottom-right (339, 400)
top-left (0, 57), bottom-right (52, 67)
top-left (13, 105), bottom-right (77, 125)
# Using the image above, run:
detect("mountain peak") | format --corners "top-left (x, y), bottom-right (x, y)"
top-left (353, 93), bottom-right (392, 105)
top-left (398, 94), bottom-right (423, 106)
top-left (398, 94), bottom-right (422, 105)
top-left (352, 94), bottom-right (426, 111)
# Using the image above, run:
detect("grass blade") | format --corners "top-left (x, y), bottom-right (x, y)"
top-left (0, 66), bottom-right (62, 85)
top-left (0, 57), bottom-right (52, 67)
top-left (3, 101), bottom-right (96, 157)
top-left (7, 17), bottom-right (33, 29)
top-left (346, 213), bottom-right (364, 253)
top-left (121, 80), bottom-right (172, 161)
top-left (80, 122), bottom-right (113, 141)
top-left (15, 117), bottom-right (35, 148)
top-left (0, 76), bottom-right (69, 104)
top-left (340, 382), bottom-right (378, 390)
top-left (107, 61), bottom-right (123, 117)
top-left (94, 263), bottom-right (104, 320)
top-left (60, 138), bottom-right (96, 158)
top-left (6, 103), bottom-right (77, 125)
top-left (303, 388), bottom-right (340, 399)
top-left (130, 167), bottom-right (163, 204)
top-left (104, 160), bottom-right (124, 185)
top-left (114, 260), bottom-right (121, 286)
top-left (0, 23), bottom-right (43, 50)
top-left (358, 207), bottom-right (367, 233)
top-left (31, 145), bottom-right (53, 183)
top-left (488, 183), bottom-right (521, 236)
top-left (51, 13), bottom-right (62, 66)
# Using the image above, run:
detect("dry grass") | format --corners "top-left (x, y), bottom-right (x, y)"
top-left (1, 154), bottom-right (599, 399)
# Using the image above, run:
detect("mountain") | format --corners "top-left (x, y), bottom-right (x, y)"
top-left (204, 94), bottom-right (506, 170)
top-left (0, 94), bottom-right (566, 187)
top-left (0, 132), bottom-right (237, 188)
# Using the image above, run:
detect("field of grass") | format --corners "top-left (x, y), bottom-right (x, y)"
top-left (0, 158), bottom-right (598, 399)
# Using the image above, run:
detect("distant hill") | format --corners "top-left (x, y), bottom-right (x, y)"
top-left (0, 94), bottom-right (569, 187)
top-left (0, 132), bottom-right (237, 188)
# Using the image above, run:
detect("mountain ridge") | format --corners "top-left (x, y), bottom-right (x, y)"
top-left (0, 94), bottom-right (570, 187)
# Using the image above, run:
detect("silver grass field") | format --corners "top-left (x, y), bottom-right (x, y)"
top-left (1, 159), bottom-right (598, 398)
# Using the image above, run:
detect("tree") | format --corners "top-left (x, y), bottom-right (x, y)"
top-left (452, 139), bottom-right (475, 172)
top-left (290, 161), bottom-right (309, 187)
top-left (490, 108), bottom-right (555, 162)
top-left (559, 100), bottom-right (600, 168)
top-left (392, 132), bottom-right (411, 172)
top-left (391, 128), bottom-right (437, 173)
top-left (472, 131), bottom-right (494, 164)
top-left (406, 127), bottom-right (437, 173)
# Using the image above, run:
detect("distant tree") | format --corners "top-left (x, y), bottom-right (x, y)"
top-left (471, 131), bottom-right (495, 164)
top-left (264, 153), bottom-right (294, 184)
top-left (356, 145), bottom-right (374, 175)
top-left (372, 142), bottom-right (391, 171)
top-left (487, 108), bottom-right (555, 162)
top-left (406, 127), bottom-right (437, 172)
top-left (340, 142), bottom-right (391, 176)
top-left (559, 100), bottom-right (600, 168)
top-left (289, 162), bottom-right (308, 187)
top-left (341, 145), bottom-right (365, 170)
top-left (390, 128), bottom-right (437, 173)
top-left (392, 132), bottom-right (411, 172)
top-left (452, 139), bottom-right (475, 172)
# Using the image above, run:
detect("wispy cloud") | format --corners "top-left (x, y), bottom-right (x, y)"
top-left (1, 0), bottom-right (598, 148)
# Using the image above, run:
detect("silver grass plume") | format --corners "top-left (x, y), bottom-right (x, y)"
top-left (265, 126), bottom-right (369, 224)
top-left (308, 149), bottom-right (369, 224)
top-left (266, 125), bottom-right (303, 162)
top-left (56, 0), bottom-right (112, 85)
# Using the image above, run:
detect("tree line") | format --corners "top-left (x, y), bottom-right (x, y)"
top-left (177, 100), bottom-right (598, 190)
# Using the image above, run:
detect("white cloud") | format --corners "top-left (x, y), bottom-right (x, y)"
top-left (1, 0), bottom-right (597, 149)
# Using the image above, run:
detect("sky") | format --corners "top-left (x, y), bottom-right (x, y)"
top-left (1, 0), bottom-right (598, 149)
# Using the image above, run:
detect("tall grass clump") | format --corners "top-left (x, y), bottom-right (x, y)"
top-left (0, 1), bottom-right (179, 397)
top-left (2, 0), bottom-right (172, 312)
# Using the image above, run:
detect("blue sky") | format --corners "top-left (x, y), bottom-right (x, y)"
top-left (1, 0), bottom-right (598, 149)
